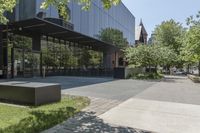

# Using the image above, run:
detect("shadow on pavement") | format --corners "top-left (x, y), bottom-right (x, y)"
top-left (47, 111), bottom-right (155, 133)
top-left (0, 76), bottom-right (115, 90)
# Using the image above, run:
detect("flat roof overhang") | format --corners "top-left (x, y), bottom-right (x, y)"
top-left (1, 17), bottom-right (120, 52)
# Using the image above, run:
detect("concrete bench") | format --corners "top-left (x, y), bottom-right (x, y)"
top-left (0, 81), bottom-right (61, 106)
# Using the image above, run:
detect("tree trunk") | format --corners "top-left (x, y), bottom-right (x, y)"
top-left (167, 66), bottom-right (170, 75)
top-left (187, 64), bottom-right (190, 74)
top-left (155, 65), bottom-right (158, 74)
top-left (149, 64), bottom-right (151, 73)
top-left (198, 61), bottom-right (200, 76)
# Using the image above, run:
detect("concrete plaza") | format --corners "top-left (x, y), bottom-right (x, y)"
top-left (99, 76), bottom-right (200, 133)
top-left (2, 75), bottom-right (200, 133)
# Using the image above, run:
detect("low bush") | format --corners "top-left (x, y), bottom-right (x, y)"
top-left (128, 72), bottom-right (163, 80)
top-left (188, 75), bottom-right (200, 83)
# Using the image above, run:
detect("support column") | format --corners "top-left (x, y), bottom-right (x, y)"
top-left (11, 48), bottom-right (14, 78)
top-left (3, 42), bottom-right (8, 78)
top-left (103, 50), bottom-right (120, 69)
top-left (0, 27), bottom-right (3, 78)
top-left (103, 50), bottom-right (113, 69)
top-left (40, 52), bottom-right (43, 77)
top-left (1, 27), bottom-right (8, 78)
top-left (114, 51), bottom-right (119, 68)
top-left (32, 35), bottom-right (41, 51)
top-left (32, 34), bottom-right (41, 77)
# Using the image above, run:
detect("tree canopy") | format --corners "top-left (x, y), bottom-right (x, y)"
top-left (125, 44), bottom-right (177, 69)
top-left (182, 25), bottom-right (200, 62)
top-left (153, 19), bottom-right (185, 54)
top-left (181, 11), bottom-right (200, 75)
top-left (0, 0), bottom-right (121, 24)
top-left (98, 28), bottom-right (129, 49)
top-left (0, 0), bottom-right (16, 24)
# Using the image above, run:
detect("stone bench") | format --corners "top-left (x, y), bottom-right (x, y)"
top-left (0, 81), bottom-right (61, 106)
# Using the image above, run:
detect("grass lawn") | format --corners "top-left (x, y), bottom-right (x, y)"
top-left (0, 95), bottom-right (90, 133)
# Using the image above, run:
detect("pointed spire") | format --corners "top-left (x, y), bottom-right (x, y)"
top-left (139, 18), bottom-right (143, 26)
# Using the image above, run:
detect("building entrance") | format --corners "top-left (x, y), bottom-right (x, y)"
top-left (1, 18), bottom-right (121, 79)
top-left (13, 48), bottom-right (40, 78)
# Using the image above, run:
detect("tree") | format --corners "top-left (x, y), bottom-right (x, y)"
top-left (78, 49), bottom-right (92, 68)
top-left (181, 26), bottom-right (200, 75)
top-left (0, 0), bottom-right (121, 24)
top-left (125, 44), bottom-right (177, 72)
top-left (88, 50), bottom-right (102, 67)
top-left (98, 28), bottom-right (129, 49)
top-left (0, 0), bottom-right (16, 24)
top-left (154, 19), bottom-right (185, 55)
top-left (78, 49), bottom-right (102, 68)
top-left (182, 11), bottom-right (200, 76)
top-left (186, 11), bottom-right (200, 26)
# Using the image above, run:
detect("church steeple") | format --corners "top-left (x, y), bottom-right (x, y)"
top-left (135, 19), bottom-right (148, 44)
top-left (139, 18), bottom-right (143, 26)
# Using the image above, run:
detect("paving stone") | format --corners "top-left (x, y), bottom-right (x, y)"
top-left (55, 128), bottom-right (72, 133)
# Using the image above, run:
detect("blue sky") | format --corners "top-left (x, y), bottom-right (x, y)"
top-left (122, 0), bottom-right (200, 37)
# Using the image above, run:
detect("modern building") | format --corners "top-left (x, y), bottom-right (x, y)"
top-left (135, 20), bottom-right (148, 45)
top-left (0, 0), bottom-right (135, 79)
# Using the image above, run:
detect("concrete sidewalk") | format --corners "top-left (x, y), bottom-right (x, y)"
top-left (100, 98), bottom-right (200, 133)
top-left (135, 76), bottom-right (200, 105)
top-left (100, 76), bottom-right (200, 133)
top-left (42, 75), bottom-right (200, 133)
top-left (43, 97), bottom-right (152, 133)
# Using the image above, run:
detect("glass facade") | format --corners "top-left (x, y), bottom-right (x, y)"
top-left (10, 35), bottom-right (41, 78)
top-left (13, 0), bottom-right (135, 45)
top-left (1, 0), bottom-right (135, 78)
top-left (40, 36), bottom-right (103, 69)
top-left (2, 33), bottom-right (105, 78)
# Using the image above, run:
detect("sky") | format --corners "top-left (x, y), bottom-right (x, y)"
top-left (122, 0), bottom-right (200, 37)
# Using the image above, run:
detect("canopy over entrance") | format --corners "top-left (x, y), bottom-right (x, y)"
top-left (0, 17), bottom-right (121, 79)
top-left (2, 17), bottom-right (119, 52)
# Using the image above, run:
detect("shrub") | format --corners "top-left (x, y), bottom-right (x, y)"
top-left (129, 72), bottom-right (163, 80)
top-left (188, 75), bottom-right (200, 83)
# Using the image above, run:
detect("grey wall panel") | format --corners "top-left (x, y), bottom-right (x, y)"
top-left (19, 0), bottom-right (36, 20)
top-left (13, 0), bottom-right (135, 45)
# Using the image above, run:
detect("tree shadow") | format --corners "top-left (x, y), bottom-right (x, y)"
top-left (5, 76), bottom-right (116, 90)
top-left (0, 108), bottom-right (155, 133)
top-left (0, 107), bottom-right (77, 133)
top-left (47, 111), bottom-right (155, 133)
